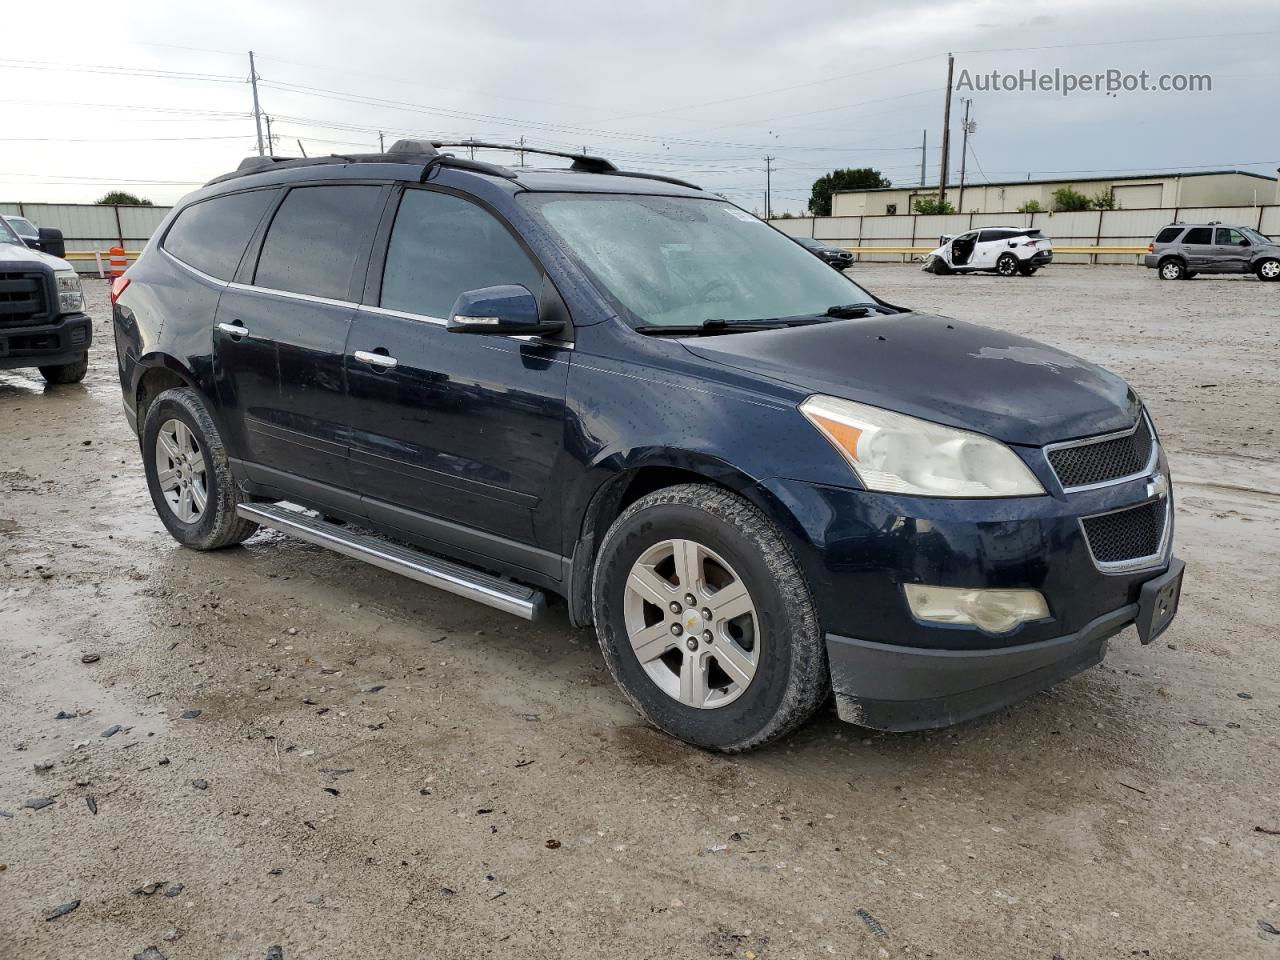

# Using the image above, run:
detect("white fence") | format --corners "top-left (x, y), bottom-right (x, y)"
top-left (770, 205), bottom-right (1280, 264)
top-left (1, 201), bottom-right (173, 274)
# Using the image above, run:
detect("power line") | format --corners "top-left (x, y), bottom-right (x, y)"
top-left (0, 57), bottom-right (242, 83)
top-left (955, 28), bottom-right (1280, 55)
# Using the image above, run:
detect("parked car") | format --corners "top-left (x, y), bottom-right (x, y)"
top-left (793, 236), bottom-right (854, 270)
top-left (111, 140), bottom-right (1182, 752)
top-left (1143, 222), bottom-right (1280, 281)
top-left (0, 215), bottom-right (90, 384)
top-left (3, 214), bottom-right (66, 258)
top-left (923, 227), bottom-right (1053, 277)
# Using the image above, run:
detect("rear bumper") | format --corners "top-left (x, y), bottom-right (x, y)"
top-left (0, 313), bottom-right (92, 370)
top-left (827, 604), bottom-right (1133, 731)
top-left (1029, 250), bottom-right (1053, 265)
top-left (1142, 254), bottom-right (1160, 268)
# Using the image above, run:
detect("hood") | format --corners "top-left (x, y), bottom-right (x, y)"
top-left (0, 241), bottom-right (70, 271)
top-left (681, 313), bottom-right (1139, 446)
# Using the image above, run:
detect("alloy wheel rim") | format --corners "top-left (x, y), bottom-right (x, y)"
top-left (1162, 263), bottom-right (1180, 279)
top-left (622, 538), bottom-right (759, 709)
top-left (999, 257), bottom-right (1016, 275)
top-left (1262, 261), bottom-right (1279, 278)
top-left (156, 419), bottom-right (208, 524)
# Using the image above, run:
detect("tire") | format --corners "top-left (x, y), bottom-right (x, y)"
top-left (141, 386), bottom-right (258, 550)
top-left (1256, 258), bottom-right (1280, 282)
top-left (926, 255), bottom-right (952, 275)
top-left (996, 253), bottom-right (1019, 277)
top-left (38, 352), bottom-right (89, 384)
top-left (592, 484), bottom-right (827, 752)
top-left (1158, 258), bottom-right (1185, 280)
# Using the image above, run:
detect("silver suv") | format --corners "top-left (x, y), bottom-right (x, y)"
top-left (1144, 222), bottom-right (1280, 281)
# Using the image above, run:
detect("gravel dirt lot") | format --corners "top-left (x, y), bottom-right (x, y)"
top-left (2, 265), bottom-right (1278, 960)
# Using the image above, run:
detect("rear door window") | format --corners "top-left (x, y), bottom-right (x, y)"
top-left (163, 189), bottom-right (276, 280)
top-left (254, 185), bottom-right (385, 301)
top-left (1154, 227), bottom-right (1183, 244)
top-left (380, 189), bottom-right (541, 318)
top-left (1183, 227), bottom-right (1213, 245)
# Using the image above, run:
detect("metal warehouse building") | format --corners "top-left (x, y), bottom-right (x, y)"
top-left (834, 170), bottom-right (1280, 216)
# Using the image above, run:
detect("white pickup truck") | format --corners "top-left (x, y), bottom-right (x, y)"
top-left (923, 226), bottom-right (1053, 277)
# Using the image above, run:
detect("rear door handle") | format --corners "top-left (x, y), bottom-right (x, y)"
top-left (216, 321), bottom-right (249, 338)
top-left (353, 349), bottom-right (398, 370)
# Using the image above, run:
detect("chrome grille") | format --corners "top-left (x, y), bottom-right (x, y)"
top-left (1081, 499), bottom-right (1166, 566)
top-left (1047, 416), bottom-right (1154, 489)
top-left (0, 271), bottom-right (50, 328)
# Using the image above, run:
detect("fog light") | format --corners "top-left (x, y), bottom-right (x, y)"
top-left (904, 584), bottom-right (1049, 634)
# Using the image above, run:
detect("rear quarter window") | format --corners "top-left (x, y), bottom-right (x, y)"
top-left (1154, 227), bottom-right (1184, 244)
top-left (163, 189), bottom-right (277, 280)
top-left (1182, 227), bottom-right (1213, 245)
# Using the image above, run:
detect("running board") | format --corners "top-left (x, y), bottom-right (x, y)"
top-left (236, 503), bottom-right (547, 621)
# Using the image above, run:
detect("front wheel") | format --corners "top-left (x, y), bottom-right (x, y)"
top-left (996, 253), bottom-right (1019, 277)
top-left (1256, 258), bottom-right (1280, 282)
top-left (142, 386), bottom-right (259, 550)
top-left (592, 485), bottom-right (828, 752)
top-left (38, 352), bottom-right (89, 384)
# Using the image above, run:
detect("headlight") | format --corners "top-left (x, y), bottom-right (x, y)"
top-left (799, 395), bottom-right (1044, 497)
top-left (55, 270), bottom-right (85, 314)
top-left (904, 584), bottom-right (1049, 633)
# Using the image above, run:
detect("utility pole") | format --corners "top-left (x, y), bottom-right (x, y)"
top-left (378, 130), bottom-right (385, 153)
top-left (518, 135), bottom-right (526, 167)
top-left (919, 129), bottom-right (927, 186)
top-left (938, 52), bottom-right (954, 207)
top-left (764, 155), bottom-right (774, 220)
top-left (249, 51), bottom-right (265, 158)
top-left (264, 115), bottom-right (276, 158)
top-left (957, 98), bottom-right (975, 214)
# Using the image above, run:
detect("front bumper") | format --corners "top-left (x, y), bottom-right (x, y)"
top-left (829, 558), bottom-right (1181, 730)
top-left (754, 460), bottom-right (1179, 730)
top-left (0, 313), bottom-right (92, 370)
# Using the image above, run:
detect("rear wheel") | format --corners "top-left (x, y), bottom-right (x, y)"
top-left (38, 352), bottom-right (88, 385)
top-left (1256, 258), bottom-right (1280, 282)
top-left (142, 386), bottom-right (258, 550)
top-left (1159, 258), bottom-right (1185, 280)
top-left (996, 253), bottom-right (1019, 277)
top-left (592, 484), bottom-right (827, 752)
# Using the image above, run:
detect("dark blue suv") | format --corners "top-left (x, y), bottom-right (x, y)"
top-left (111, 140), bottom-right (1183, 751)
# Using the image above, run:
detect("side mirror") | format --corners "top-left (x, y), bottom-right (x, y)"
top-left (38, 227), bottom-right (65, 259)
top-left (447, 284), bottom-right (563, 337)
top-left (1240, 239), bottom-right (1251, 247)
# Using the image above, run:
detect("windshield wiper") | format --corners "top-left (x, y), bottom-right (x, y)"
top-left (824, 303), bottom-right (876, 318)
top-left (634, 317), bottom-right (790, 336)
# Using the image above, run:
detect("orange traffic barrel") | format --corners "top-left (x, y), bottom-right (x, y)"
top-left (108, 246), bottom-right (127, 279)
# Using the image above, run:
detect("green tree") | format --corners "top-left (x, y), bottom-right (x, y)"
top-left (95, 191), bottom-right (153, 206)
top-left (1090, 188), bottom-right (1116, 210)
top-left (1017, 199), bottom-right (1044, 214)
top-left (1051, 187), bottom-right (1092, 212)
top-left (809, 168), bottom-right (891, 217)
top-left (912, 196), bottom-right (956, 215)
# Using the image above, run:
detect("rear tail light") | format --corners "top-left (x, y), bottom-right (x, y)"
top-left (110, 275), bottom-right (131, 306)
top-left (1147, 243), bottom-right (1154, 253)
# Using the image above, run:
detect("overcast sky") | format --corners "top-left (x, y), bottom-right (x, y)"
top-left (3, 0), bottom-right (1277, 211)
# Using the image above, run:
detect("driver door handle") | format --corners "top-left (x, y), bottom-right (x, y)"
top-left (353, 349), bottom-right (398, 370)
top-left (216, 321), bottom-right (250, 338)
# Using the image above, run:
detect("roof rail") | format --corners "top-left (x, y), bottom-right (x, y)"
top-left (205, 138), bottom-right (700, 191)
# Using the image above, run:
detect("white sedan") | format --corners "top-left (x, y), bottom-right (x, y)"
top-left (923, 226), bottom-right (1053, 277)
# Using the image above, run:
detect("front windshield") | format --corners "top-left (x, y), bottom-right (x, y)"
top-left (0, 219), bottom-right (23, 245)
top-left (1241, 226), bottom-right (1270, 245)
top-left (521, 193), bottom-right (875, 327)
